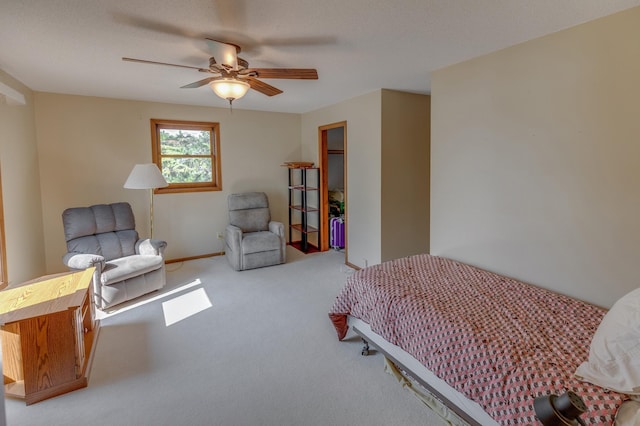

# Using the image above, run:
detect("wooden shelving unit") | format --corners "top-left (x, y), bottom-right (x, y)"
top-left (287, 166), bottom-right (320, 253)
top-left (0, 268), bottom-right (99, 405)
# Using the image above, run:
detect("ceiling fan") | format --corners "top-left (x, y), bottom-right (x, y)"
top-left (123, 39), bottom-right (318, 107)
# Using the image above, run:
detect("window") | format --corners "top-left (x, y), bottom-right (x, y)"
top-left (151, 119), bottom-right (222, 193)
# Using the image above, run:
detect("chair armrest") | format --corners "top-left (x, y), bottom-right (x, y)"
top-left (63, 253), bottom-right (105, 271)
top-left (269, 221), bottom-right (285, 238)
top-left (269, 221), bottom-right (286, 263)
top-left (136, 239), bottom-right (167, 257)
top-left (225, 224), bottom-right (243, 252)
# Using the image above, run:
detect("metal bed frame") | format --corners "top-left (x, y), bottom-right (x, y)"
top-left (353, 324), bottom-right (487, 426)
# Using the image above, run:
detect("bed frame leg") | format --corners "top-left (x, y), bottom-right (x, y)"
top-left (361, 339), bottom-right (370, 356)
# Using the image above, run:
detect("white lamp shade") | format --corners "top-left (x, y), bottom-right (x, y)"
top-left (124, 164), bottom-right (169, 189)
top-left (209, 79), bottom-right (250, 101)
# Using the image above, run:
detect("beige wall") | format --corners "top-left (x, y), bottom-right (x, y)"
top-left (34, 93), bottom-right (301, 273)
top-left (301, 89), bottom-right (430, 268)
top-left (431, 7), bottom-right (640, 307)
top-left (0, 70), bottom-right (46, 284)
top-left (302, 91), bottom-right (382, 267)
top-left (381, 90), bottom-right (430, 261)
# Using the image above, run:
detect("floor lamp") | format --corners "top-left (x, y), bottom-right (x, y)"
top-left (124, 164), bottom-right (168, 239)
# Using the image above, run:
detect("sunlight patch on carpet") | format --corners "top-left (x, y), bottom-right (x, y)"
top-left (162, 287), bottom-right (212, 326)
top-left (97, 279), bottom-right (203, 320)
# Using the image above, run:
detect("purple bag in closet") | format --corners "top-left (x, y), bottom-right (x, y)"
top-left (330, 217), bottom-right (345, 249)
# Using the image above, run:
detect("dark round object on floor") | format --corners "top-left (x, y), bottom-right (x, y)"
top-left (534, 391), bottom-right (586, 425)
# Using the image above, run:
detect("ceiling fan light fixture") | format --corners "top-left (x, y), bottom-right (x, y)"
top-left (209, 79), bottom-right (250, 102)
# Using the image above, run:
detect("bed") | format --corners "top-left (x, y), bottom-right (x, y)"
top-left (328, 254), bottom-right (634, 425)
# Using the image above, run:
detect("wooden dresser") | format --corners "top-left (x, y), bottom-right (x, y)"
top-left (0, 268), bottom-right (99, 405)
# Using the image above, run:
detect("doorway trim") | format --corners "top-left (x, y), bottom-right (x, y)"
top-left (318, 121), bottom-right (347, 260)
top-left (0, 165), bottom-right (8, 289)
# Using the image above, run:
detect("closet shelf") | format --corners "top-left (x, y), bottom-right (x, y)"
top-left (288, 185), bottom-right (318, 191)
top-left (289, 204), bottom-right (319, 213)
top-left (290, 224), bottom-right (319, 234)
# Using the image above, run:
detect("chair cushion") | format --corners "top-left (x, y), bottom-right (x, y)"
top-left (63, 202), bottom-right (135, 241)
top-left (101, 255), bottom-right (164, 286)
top-left (63, 202), bottom-right (139, 261)
top-left (228, 192), bottom-right (271, 232)
top-left (241, 231), bottom-right (282, 254)
top-left (228, 192), bottom-right (268, 210)
top-left (67, 230), bottom-right (138, 261)
top-left (230, 209), bottom-right (270, 233)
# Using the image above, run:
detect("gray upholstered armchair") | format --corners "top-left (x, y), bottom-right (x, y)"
top-left (62, 202), bottom-right (167, 310)
top-left (225, 192), bottom-right (286, 271)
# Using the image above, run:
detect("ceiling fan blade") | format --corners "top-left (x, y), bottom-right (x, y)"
top-left (205, 39), bottom-right (240, 69)
top-left (237, 57), bottom-right (249, 69)
top-left (112, 11), bottom-right (335, 57)
top-left (112, 13), bottom-right (254, 54)
top-left (261, 36), bottom-right (337, 48)
top-left (243, 68), bottom-right (318, 80)
top-left (246, 78), bottom-right (283, 97)
top-left (122, 57), bottom-right (212, 73)
top-left (180, 77), bottom-right (219, 89)
top-left (113, 13), bottom-right (203, 39)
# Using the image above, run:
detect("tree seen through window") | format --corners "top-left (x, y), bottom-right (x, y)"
top-left (151, 119), bottom-right (222, 193)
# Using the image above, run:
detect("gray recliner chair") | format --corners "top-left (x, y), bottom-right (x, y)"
top-left (62, 202), bottom-right (167, 310)
top-left (225, 192), bottom-right (286, 271)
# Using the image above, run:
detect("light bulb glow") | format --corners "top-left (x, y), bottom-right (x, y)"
top-left (209, 79), bottom-right (250, 101)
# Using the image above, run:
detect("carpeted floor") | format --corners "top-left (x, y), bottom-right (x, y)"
top-left (4, 248), bottom-right (446, 426)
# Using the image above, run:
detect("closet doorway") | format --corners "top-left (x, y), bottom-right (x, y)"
top-left (318, 121), bottom-right (347, 261)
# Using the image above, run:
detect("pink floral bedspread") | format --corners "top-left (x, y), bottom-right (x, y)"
top-left (328, 254), bottom-right (627, 425)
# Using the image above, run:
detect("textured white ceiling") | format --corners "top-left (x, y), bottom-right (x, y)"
top-left (1, 0), bottom-right (639, 113)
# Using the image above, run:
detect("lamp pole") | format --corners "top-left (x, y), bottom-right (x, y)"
top-left (124, 164), bottom-right (168, 239)
top-left (149, 187), bottom-right (155, 239)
